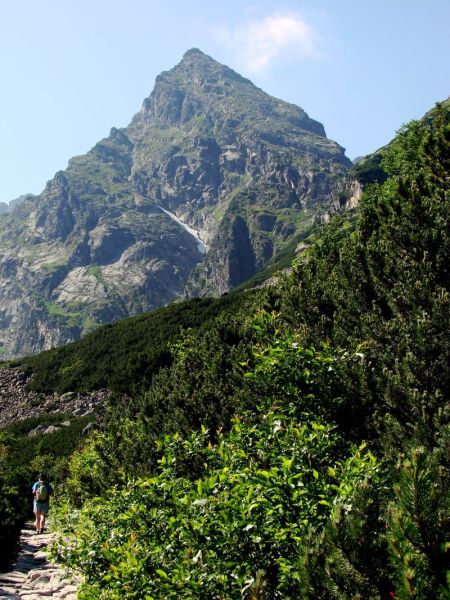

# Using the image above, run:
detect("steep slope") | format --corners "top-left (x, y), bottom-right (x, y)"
top-left (0, 48), bottom-right (351, 359)
top-left (127, 48), bottom-right (351, 292)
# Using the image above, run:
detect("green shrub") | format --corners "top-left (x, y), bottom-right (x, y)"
top-left (387, 438), bottom-right (450, 599)
top-left (56, 400), bottom-right (379, 598)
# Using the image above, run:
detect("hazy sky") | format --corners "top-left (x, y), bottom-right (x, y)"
top-left (1, 0), bottom-right (448, 203)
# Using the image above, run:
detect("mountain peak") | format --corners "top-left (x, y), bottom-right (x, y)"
top-left (0, 49), bottom-right (352, 359)
top-left (174, 48), bottom-right (246, 84)
top-left (180, 48), bottom-right (221, 67)
top-left (133, 49), bottom-right (328, 138)
top-left (133, 49), bottom-right (252, 128)
top-left (182, 47), bottom-right (209, 59)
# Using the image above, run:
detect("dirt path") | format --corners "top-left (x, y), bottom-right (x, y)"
top-left (0, 524), bottom-right (80, 599)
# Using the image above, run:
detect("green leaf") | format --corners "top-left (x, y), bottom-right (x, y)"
top-left (156, 569), bottom-right (169, 579)
top-left (282, 457), bottom-right (293, 470)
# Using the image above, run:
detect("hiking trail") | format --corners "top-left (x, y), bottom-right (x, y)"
top-left (0, 523), bottom-right (80, 599)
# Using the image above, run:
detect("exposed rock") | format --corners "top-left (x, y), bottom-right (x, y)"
top-left (346, 179), bottom-right (363, 208)
top-left (0, 49), bottom-right (352, 359)
top-left (0, 366), bottom-right (109, 429)
top-left (295, 242), bottom-right (309, 254)
top-left (320, 176), bottom-right (363, 223)
top-left (0, 524), bottom-right (81, 599)
top-left (28, 424), bottom-right (61, 437)
top-left (59, 392), bottom-right (77, 402)
top-left (81, 422), bottom-right (96, 436)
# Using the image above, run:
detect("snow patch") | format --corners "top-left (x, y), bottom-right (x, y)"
top-left (158, 206), bottom-right (208, 254)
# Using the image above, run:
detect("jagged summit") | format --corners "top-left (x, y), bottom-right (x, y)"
top-left (180, 47), bottom-right (219, 66)
top-left (0, 50), bottom-right (352, 359)
top-left (176, 47), bottom-right (248, 83)
top-left (131, 48), bottom-right (328, 138)
top-left (132, 48), bottom-right (255, 130)
top-left (183, 47), bottom-right (208, 58)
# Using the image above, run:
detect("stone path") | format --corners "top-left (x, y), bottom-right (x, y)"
top-left (0, 524), bottom-right (80, 599)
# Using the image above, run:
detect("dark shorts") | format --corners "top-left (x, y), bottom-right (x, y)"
top-left (33, 501), bottom-right (49, 515)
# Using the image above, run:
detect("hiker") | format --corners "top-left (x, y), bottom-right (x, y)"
top-left (32, 473), bottom-right (54, 534)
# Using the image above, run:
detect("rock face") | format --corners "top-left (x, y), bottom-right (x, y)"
top-left (0, 195), bottom-right (35, 217)
top-left (0, 48), bottom-right (352, 358)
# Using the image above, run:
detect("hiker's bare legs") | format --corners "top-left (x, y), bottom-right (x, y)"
top-left (34, 510), bottom-right (46, 533)
top-left (34, 510), bottom-right (41, 532)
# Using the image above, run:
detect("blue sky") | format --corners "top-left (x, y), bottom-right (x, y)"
top-left (1, 0), bottom-right (449, 203)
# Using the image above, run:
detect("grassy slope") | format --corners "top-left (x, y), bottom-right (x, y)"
top-left (17, 290), bottom-right (258, 395)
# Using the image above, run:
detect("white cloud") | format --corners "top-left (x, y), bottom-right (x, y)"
top-left (214, 12), bottom-right (319, 73)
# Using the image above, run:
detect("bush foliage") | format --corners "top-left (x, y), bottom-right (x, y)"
top-left (3, 103), bottom-right (450, 596)
top-left (55, 342), bottom-right (382, 599)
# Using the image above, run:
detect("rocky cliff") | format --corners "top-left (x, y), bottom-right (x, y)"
top-left (0, 48), bottom-right (352, 358)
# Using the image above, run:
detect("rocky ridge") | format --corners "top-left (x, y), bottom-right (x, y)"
top-left (0, 48), bottom-right (353, 359)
